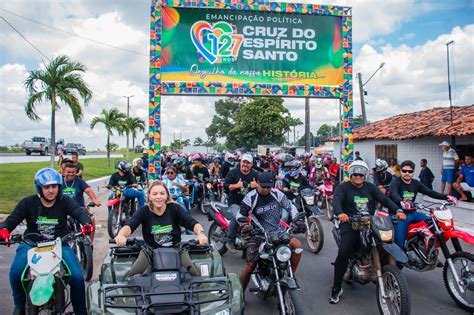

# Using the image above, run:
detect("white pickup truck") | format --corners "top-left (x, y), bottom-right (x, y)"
top-left (21, 136), bottom-right (51, 155)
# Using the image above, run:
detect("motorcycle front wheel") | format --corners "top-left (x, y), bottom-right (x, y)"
top-left (200, 195), bottom-right (211, 215)
top-left (376, 264), bottom-right (411, 315)
top-left (107, 207), bottom-right (122, 239)
top-left (208, 222), bottom-right (227, 255)
top-left (77, 240), bottom-right (93, 281)
top-left (443, 251), bottom-right (474, 312)
top-left (281, 286), bottom-right (304, 315)
top-left (306, 216), bottom-right (324, 254)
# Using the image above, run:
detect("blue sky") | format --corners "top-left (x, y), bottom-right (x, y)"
top-left (0, 0), bottom-right (473, 148)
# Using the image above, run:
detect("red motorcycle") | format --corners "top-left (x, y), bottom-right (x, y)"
top-left (403, 202), bottom-right (474, 312)
top-left (315, 179), bottom-right (334, 220)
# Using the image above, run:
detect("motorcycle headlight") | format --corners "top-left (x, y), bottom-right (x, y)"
top-left (215, 309), bottom-right (230, 315)
top-left (207, 183), bottom-right (212, 189)
top-left (379, 230), bottom-right (393, 242)
top-left (303, 195), bottom-right (314, 205)
top-left (276, 246), bottom-right (292, 262)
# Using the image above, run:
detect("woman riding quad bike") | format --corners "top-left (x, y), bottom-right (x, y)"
top-left (87, 181), bottom-right (243, 314)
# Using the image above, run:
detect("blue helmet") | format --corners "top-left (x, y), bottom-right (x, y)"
top-left (288, 160), bottom-right (302, 177)
top-left (34, 168), bottom-right (62, 197)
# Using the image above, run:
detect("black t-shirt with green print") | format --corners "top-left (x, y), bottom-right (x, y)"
top-left (333, 181), bottom-right (400, 216)
top-left (108, 172), bottom-right (136, 187)
top-left (0, 195), bottom-right (91, 237)
top-left (389, 177), bottom-right (447, 206)
top-left (127, 203), bottom-right (198, 248)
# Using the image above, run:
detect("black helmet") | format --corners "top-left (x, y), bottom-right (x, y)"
top-left (117, 160), bottom-right (132, 173)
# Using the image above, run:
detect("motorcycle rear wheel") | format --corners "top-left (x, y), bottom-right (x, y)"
top-left (281, 286), bottom-right (304, 315)
top-left (107, 207), bottom-right (121, 239)
top-left (306, 216), bottom-right (324, 254)
top-left (208, 222), bottom-right (227, 255)
top-left (443, 251), bottom-right (474, 312)
top-left (325, 198), bottom-right (334, 220)
top-left (376, 264), bottom-right (411, 315)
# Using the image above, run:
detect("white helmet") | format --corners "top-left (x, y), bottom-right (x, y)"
top-left (348, 160), bottom-right (370, 178)
top-left (375, 158), bottom-right (388, 172)
top-left (132, 158), bottom-right (142, 167)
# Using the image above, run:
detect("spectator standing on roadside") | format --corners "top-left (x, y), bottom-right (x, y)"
top-left (57, 142), bottom-right (65, 166)
top-left (354, 151), bottom-right (363, 161)
top-left (453, 155), bottom-right (474, 201)
top-left (439, 141), bottom-right (459, 195)
top-left (328, 157), bottom-right (340, 181)
top-left (389, 158), bottom-right (401, 177)
top-left (71, 152), bottom-right (84, 178)
top-left (419, 159), bottom-right (435, 189)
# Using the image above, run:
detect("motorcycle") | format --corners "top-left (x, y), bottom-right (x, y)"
top-left (1, 232), bottom-right (84, 314)
top-left (106, 185), bottom-right (137, 239)
top-left (66, 202), bottom-right (97, 281)
top-left (210, 175), bottom-right (224, 202)
top-left (332, 211), bottom-right (411, 315)
top-left (87, 236), bottom-right (244, 314)
top-left (403, 202), bottom-right (474, 312)
top-left (289, 187), bottom-right (325, 254)
top-left (239, 214), bottom-right (305, 315)
top-left (315, 179), bottom-right (334, 220)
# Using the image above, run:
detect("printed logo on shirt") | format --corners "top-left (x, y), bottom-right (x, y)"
top-left (36, 216), bottom-right (58, 236)
top-left (151, 224), bottom-right (174, 247)
top-left (118, 180), bottom-right (128, 186)
top-left (354, 196), bottom-right (369, 212)
top-left (62, 187), bottom-right (76, 198)
top-left (402, 191), bottom-right (415, 202)
top-left (136, 176), bottom-right (141, 182)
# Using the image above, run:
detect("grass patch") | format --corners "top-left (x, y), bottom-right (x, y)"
top-left (0, 153), bottom-right (144, 214)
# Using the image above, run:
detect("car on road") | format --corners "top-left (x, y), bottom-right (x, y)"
top-left (21, 136), bottom-right (51, 155)
top-left (65, 143), bottom-right (86, 155)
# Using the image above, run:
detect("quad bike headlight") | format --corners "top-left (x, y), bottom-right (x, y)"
top-left (276, 246), bottom-right (292, 262)
top-left (379, 230), bottom-right (393, 242)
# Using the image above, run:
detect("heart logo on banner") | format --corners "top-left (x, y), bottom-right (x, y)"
top-left (190, 21), bottom-right (219, 64)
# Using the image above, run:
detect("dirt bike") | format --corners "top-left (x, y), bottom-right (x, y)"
top-left (332, 211), bottom-right (411, 315)
top-left (66, 202), bottom-right (97, 281)
top-left (87, 236), bottom-right (244, 314)
top-left (402, 202), bottom-right (474, 312)
top-left (289, 187), bottom-right (325, 254)
top-left (1, 232), bottom-right (84, 314)
top-left (239, 213), bottom-right (305, 315)
top-left (106, 185), bottom-right (136, 239)
top-left (315, 179), bottom-right (334, 220)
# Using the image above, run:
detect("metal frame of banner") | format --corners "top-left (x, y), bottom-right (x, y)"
top-left (148, 0), bottom-right (353, 178)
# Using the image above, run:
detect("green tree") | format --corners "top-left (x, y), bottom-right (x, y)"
top-left (90, 108), bottom-right (126, 168)
top-left (193, 137), bottom-right (204, 146)
top-left (205, 97), bottom-right (246, 143)
top-left (170, 139), bottom-right (190, 152)
top-left (24, 55), bottom-right (92, 168)
top-left (124, 117), bottom-right (146, 160)
top-left (227, 98), bottom-right (300, 149)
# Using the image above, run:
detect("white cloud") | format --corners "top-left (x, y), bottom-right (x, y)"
top-left (0, 0), bottom-right (472, 152)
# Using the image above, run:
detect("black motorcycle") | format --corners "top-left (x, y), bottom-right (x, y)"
top-left (289, 187), bottom-right (324, 254)
top-left (239, 213), bottom-right (305, 315)
top-left (332, 211), bottom-right (411, 315)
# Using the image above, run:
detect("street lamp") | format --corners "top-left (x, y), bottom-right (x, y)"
top-left (357, 62), bottom-right (385, 126)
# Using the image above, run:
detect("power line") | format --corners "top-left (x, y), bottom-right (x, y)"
top-left (0, 8), bottom-right (148, 57)
top-left (1, 16), bottom-right (50, 61)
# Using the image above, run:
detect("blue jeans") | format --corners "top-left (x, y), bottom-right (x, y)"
top-left (190, 182), bottom-right (200, 206)
top-left (225, 204), bottom-right (241, 244)
top-left (108, 188), bottom-right (146, 211)
top-left (394, 211), bottom-right (428, 249)
top-left (10, 243), bottom-right (87, 314)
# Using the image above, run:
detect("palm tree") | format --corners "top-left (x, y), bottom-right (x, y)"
top-left (24, 55), bottom-right (92, 168)
top-left (90, 108), bottom-right (126, 168)
top-left (124, 117), bottom-right (146, 160)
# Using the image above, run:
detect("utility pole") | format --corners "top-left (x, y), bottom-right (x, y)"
top-left (358, 62), bottom-right (385, 126)
top-left (123, 95), bottom-right (134, 160)
top-left (446, 40), bottom-right (454, 124)
top-left (304, 98), bottom-right (310, 153)
top-left (357, 73), bottom-right (367, 126)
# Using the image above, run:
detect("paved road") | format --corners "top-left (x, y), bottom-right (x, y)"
top-left (1, 192), bottom-right (472, 314)
top-left (0, 153), bottom-right (123, 164)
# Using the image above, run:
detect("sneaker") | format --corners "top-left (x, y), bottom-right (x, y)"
top-left (329, 287), bottom-right (343, 304)
top-left (226, 242), bottom-right (237, 254)
top-left (437, 260), bottom-right (444, 268)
